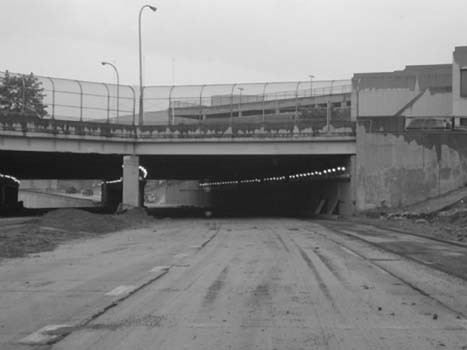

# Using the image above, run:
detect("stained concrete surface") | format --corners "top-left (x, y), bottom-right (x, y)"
top-left (1, 218), bottom-right (467, 349)
top-left (356, 117), bottom-right (467, 211)
top-left (320, 219), bottom-right (467, 281)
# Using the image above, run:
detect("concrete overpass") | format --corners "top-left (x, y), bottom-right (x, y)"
top-left (0, 112), bottom-right (357, 215)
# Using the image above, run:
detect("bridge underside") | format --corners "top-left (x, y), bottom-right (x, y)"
top-left (0, 150), bottom-right (355, 216)
top-left (0, 150), bottom-right (350, 181)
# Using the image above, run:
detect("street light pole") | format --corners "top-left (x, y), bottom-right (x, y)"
top-left (308, 75), bottom-right (315, 97)
top-left (138, 4), bottom-right (157, 126)
top-left (101, 61), bottom-right (120, 119)
top-left (237, 87), bottom-right (244, 117)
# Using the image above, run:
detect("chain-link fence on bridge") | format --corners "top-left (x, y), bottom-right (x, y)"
top-left (0, 71), bottom-right (352, 127)
top-left (0, 71), bottom-right (136, 124)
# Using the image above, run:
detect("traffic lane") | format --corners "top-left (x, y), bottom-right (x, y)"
top-left (52, 219), bottom-right (467, 350)
top-left (318, 219), bottom-right (467, 281)
top-left (0, 220), bottom-right (218, 349)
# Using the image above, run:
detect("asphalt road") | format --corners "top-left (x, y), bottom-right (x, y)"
top-left (2, 218), bottom-right (467, 349)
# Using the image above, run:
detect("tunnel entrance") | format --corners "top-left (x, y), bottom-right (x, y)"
top-left (141, 154), bottom-right (354, 218)
top-left (0, 151), bottom-right (355, 217)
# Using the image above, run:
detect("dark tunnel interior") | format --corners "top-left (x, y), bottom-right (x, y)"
top-left (0, 150), bottom-right (352, 217)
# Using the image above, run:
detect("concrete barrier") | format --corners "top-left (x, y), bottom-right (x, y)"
top-left (19, 190), bottom-right (100, 209)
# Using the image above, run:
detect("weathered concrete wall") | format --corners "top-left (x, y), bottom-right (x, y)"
top-left (353, 88), bottom-right (420, 117)
top-left (19, 189), bottom-right (99, 209)
top-left (404, 89), bottom-right (452, 117)
top-left (165, 180), bottom-right (211, 208)
top-left (351, 64), bottom-right (452, 119)
top-left (453, 46), bottom-right (467, 116)
top-left (356, 117), bottom-right (467, 211)
top-left (20, 179), bottom-right (101, 195)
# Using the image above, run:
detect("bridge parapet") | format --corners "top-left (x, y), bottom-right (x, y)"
top-left (0, 113), bottom-right (137, 139)
top-left (0, 112), bottom-right (355, 140)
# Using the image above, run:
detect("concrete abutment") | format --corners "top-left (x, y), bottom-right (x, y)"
top-left (122, 155), bottom-right (143, 208)
top-left (355, 117), bottom-right (467, 211)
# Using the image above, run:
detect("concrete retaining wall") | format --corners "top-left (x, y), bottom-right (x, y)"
top-left (19, 190), bottom-right (100, 209)
top-left (165, 180), bottom-right (211, 208)
top-left (356, 117), bottom-right (467, 210)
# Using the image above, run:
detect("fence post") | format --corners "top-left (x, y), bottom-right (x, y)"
top-left (168, 85), bottom-right (175, 125)
top-left (129, 86), bottom-right (136, 126)
top-left (230, 83), bottom-right (237, 127)
top-left (262, 82), bottom-right (269, 123)
top-left (199, 84), bottom-right (206, 122)
top-left (326, 100), bottom-right (331, 133)
top-left (294, 81), bottom-right (301, 122)
top-left (102, 83), bottom-right (110, 123)
top-left (21, 75), bottom-right (26, 114)
top-left (74, 80), bottom-right (83, 122)
top-left (46, 77), bottom-right (55, 119)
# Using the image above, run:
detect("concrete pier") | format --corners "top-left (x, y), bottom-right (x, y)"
top-left (122, 155), bottom-right (141, 208)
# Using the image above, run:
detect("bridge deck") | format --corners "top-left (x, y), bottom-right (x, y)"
top-left (0, 113), bottom-right (356, 155)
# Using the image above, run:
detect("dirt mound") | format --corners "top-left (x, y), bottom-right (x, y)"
top-left (40, 209), bottom-right (122, 233)
top-left (40, 208), bottom-right (154, 234)
top-left (0, 208), bottom-right (156, 260)
top-left (116, 207), bottom-right (153, 225)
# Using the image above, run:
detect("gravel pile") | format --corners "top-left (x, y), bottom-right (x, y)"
top-left (40, 209), bottom-right (121, 233)
top-left (40, 208), bottom-right (154, 233)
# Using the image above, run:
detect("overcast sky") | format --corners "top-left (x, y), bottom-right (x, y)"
top-left (1, 0), bottom-right (467, 86)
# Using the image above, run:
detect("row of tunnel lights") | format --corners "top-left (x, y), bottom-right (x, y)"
top-left (0, 165), bottom-right (346, 188)
top-left (199, 166), bottom-right (347, 188)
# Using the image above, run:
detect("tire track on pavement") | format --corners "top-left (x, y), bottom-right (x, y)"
top-left (304, 222), bottom-right (467, 320)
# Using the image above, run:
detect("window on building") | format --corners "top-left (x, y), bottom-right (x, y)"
top-left (461, 68), bottom-right (467, 97)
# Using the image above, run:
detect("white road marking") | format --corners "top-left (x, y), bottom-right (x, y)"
top-left (19, 324), bottom-right (72, 345)
top-left (105, 285), bottom-right (137, 296)
top-left (150, 265), bottom-right (170, 273)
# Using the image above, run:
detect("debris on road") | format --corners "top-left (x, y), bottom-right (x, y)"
top-left (0, 208), bottom-right (155, 260)
top-left (356, 192), bottom-right (467, 243)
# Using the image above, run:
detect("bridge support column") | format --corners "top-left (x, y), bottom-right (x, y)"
top-left (122, 155), bottom-right (141, 208)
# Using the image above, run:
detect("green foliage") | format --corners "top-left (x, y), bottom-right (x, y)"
top-left (0, 71), bottom-right (47, 117)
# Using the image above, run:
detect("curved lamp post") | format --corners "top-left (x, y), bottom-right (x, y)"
top-left (138, 4), bottom-right (157, 126)
top-left (308, 74), bottom-right (314, 97)
top-left (237, 87), bottom-right (244, 117)
top-left (101, 61), bottom-right (120, 120)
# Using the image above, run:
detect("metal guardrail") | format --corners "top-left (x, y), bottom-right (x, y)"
top-left (0, 71), bottom-right (352, 128)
